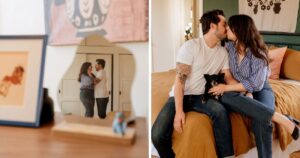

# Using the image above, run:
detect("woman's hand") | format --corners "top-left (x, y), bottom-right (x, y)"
top-left (208, 84), bottom-right (228, 96)
top-left (88, 71), bottom-right (93, 77)
top-left (245, 92), bottom-right (253, 99)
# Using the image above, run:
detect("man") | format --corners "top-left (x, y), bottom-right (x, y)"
top-left (94, 59), bottom-right (109, 119)
top-left (151, 10), bottom-right (234, 158)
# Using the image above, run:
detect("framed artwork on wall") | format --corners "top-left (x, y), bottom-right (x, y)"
top-left (44, 0), bottom-right (149, 45)
top-left (0, 35), bottom-right (47, 127)
top-left (239, 0), bottom-right (299, 33)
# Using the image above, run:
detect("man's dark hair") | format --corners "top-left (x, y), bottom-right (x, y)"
top-left (200, 9), bottom-right (225, 35)
top-left (96, 59), bottom-right (106, 68)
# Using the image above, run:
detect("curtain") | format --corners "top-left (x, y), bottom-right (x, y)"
top-left (171, 0), bottom-right (185, 65)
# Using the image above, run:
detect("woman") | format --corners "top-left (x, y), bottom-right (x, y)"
top-left (209, 14), bottom-right (299, 158)
top-left (78, 62), bottom-right (96, 117)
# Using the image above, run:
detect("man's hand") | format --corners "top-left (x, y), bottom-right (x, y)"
top-left (174, 111), bottom-right (185, 133)
top-left (94, 78), bottom-right (101, 84)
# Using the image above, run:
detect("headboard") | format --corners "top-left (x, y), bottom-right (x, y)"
top-left (260, 31), bottom-right (300, 51)
top-left (260, 32), bottom-right (300, 81)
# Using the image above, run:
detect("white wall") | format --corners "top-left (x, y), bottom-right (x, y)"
top-left (152, 0), bottom-right (188, 72)
top-left (152, 0), bottom-right (203, 72)
top-left (0, 0), bottom-right (149, 118)
top-left (0, 0), bottom-right (45, 35)
top-left (0, 0), bottom-right (1, 30)
top-left (151, 0), bottom-right (176, 72)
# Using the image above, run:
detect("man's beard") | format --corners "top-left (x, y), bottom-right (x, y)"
top-left (214, 29), bottom-right (226, 40)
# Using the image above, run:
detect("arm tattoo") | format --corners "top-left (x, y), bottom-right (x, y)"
top-left (176, 62), bottom-right (191, 84)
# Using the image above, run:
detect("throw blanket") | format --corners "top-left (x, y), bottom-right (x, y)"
top-left (270, 79), bottom-right (300, 150)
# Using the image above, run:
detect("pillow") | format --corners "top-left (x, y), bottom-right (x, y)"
top-left (280, 49), bottom-right (300, 81)
top-left (268, 47), bottom-right (287, 80)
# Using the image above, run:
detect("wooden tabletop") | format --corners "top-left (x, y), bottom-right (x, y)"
top-left (0, 113), bottom-right (148, 158)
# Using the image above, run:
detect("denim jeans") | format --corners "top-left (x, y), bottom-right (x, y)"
top-left (96, 97), bottom-right (109, 119)
top-left (80, 89), bottom-right (95, 117)
top-left (220, 81), bottom-right (275, 158)
top-left (151, 95), bottom-right (234, 158)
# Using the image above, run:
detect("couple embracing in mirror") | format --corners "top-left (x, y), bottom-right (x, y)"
top-left (78, 59), bottom-right (109, 119)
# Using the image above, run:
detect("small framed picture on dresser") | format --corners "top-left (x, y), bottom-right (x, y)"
top-left (0, 35), bottom-right (47, 127)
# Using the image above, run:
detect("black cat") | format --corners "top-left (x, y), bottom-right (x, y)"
top-left (202, 73), bottom-right (225, 103)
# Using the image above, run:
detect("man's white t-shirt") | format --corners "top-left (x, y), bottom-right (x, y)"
top-left (169, 37), bottom-right (229, 96)
top-left (95, 70), bottom-right (109, 98)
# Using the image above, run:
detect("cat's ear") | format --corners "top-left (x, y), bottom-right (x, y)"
top-left (204, 74), bottom-right (210, 80)
top-left (219, 73), bottom-right (225, 78)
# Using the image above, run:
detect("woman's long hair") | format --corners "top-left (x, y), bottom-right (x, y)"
top-left (78, 62), bottom-right (92, 82)
top-left (228, 14), bottom-right (269, 66)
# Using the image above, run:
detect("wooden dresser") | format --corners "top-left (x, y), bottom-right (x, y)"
top-left (0, 113), bottom-right (148, 158)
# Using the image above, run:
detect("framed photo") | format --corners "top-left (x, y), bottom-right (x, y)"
top-left (0, 35), bottom-right (47, 127)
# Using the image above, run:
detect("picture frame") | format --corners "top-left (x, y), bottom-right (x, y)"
top-left (44, 0), bottom-right (148, 45)
top-left (0, 35), bottom-right (47, 127)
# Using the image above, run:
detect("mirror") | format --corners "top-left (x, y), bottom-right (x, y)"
top-left (58, 35), bottom-right (135, 120)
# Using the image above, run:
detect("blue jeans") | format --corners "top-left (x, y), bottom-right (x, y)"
top-left (80, 89), bottom-right (95, 117)
top-left (220, 81), bottom-right (275, 158)
top-left (96, 97), bottom-right (109, 119)
top-left (151, 95), bottom-right (234, 158)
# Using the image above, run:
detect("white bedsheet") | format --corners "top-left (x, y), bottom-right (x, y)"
top-left (151, 139), bottom-right (300, 158)
top-left (237, 138), bottom-right (300, 158)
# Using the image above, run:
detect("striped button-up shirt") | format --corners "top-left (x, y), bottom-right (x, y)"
top-left (225, 42), bottom-right (268, 93)
top-left (80, 74), bottom-right (94, 90)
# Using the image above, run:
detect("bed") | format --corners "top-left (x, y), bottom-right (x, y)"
top-left (151, 32), bottom-right (300, 158)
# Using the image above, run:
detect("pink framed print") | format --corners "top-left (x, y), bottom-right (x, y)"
top-left (45, 0), bottom-right (149, 45)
